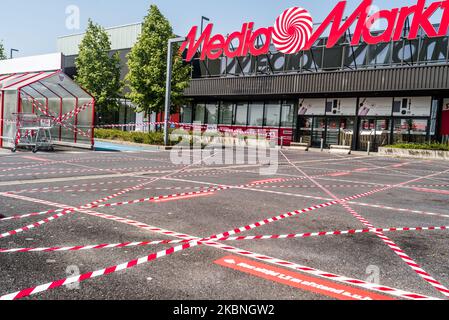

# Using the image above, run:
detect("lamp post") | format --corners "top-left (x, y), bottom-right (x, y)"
top-left (164, 36), bottom-right (186, 147)
top-left (200, 16), bottom-right (210, 52)
top-left (201, 16), bottom-right (210, 34)
top-left (10, 49), bottom-right (19, 59)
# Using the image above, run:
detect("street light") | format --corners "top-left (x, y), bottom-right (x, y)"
top-left (200, 16), bottom-right (210, 34)
top-left (164, 36), bottom-right (186, 147)
top-left (200, 16), bottom-right (210, 52)
top-left (10, 49), bottom-right (19, 59)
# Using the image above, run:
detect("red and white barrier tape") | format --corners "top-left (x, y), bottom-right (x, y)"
top-left (60, 102), bottom-right (93, 122)
top-left (220, 226), bottom-right (449, 241)
top-left (3, 225), bottom-right (448, 254)
top-left (4, 178), bottom-right (147, 196)
top-left (203, 241), bottom-right (438, 300)
top-left (25, 96), bottom-right (92, 139)
top-left (280, 149), bottom-right (449, 298)
top-left (206, 187), bottom-right (387, 241)
top-left (0, 241), bottom-right (201, 300)
top-left (0, 176), bottom-right (294, 222)
top-left (350, 201), bottom-right (449, 220)
top-left (0, 179), bottom-right (158, 238)
top-left (341, 202), bottom-right (449, 298)
top-left (0, 199), bottom-right (436, 301)
top-left (0, 239), bottom-right (189, 253)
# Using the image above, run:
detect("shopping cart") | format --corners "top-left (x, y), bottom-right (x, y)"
top-left (11, 113), bottom-right (55, 153)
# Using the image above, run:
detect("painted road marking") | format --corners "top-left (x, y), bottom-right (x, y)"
top-left (150, 191), bottom-right (215, 203)
top-left (412, 187), bottom-right (449, 195)
top-left (215, 256), bottom-right (394, 300)
top-left (21, 156), bottom-right (51, 162)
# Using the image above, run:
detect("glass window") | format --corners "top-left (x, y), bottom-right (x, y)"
top-left (393, 119), bottom-right (428, 144)
top-left (219, 102), bottom-right (233, 125)
top-left (235, 103), bottom-right (248, 126)
top-left (181, 105), bottom-right (193, 123)
top-left (206, 103), bottom-right (218, 124)
top-left (194, 103), bottom-right (205, 123)
top-left (281, 103), bottom-right (295, 127)
top-left (264, 101), bottom-right (281, 127)
top-left (248, 102), bottom-right (264, 126)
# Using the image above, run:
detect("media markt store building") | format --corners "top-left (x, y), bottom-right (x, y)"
top-left (180, 0), bottom-right (449, 151)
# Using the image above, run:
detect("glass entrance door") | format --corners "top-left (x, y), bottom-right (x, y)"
top-left (358, 118), bottom-right (392, 151)
top-left (295, 116), bottom-right (312, 145)
top-left (326, 117), bottom-right (355, 147)
top-left (312, 117), bottom-right (326, 147)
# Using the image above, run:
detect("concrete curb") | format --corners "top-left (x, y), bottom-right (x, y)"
top-left (379, 147), bottom-right (449, 160)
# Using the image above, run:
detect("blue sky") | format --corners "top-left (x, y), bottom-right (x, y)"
top-left (0, 0), bottom-right (440, 57)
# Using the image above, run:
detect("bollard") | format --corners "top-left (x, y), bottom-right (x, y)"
top-left (280, 136), bottom-right (284, 150)
top-left (367, 141), bottom-right (371, 156)
top-left (320, 138), bottom-right (324, 152)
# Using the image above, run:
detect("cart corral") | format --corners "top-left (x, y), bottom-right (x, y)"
top-left (0, 70), bottom-right (95, 151)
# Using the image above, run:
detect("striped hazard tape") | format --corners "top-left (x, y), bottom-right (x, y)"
top-left (203, 241), bottom-right (438, 300)
top-left (279, 150), bottom-right (449, 299)
top-left (2, 225), bottom-right (448, 254)
top-left (0, 176), bottom-right (296, 222)
top-left (341, 202), bottom-right (449, 298)
top-left (0, 204), bottom-right (438, 301)
top-left (0, 241), bottom-right (201, 300)
top-left (0, 179), bottom-right (157, 238)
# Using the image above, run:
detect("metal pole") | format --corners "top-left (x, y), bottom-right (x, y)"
top-left (164, 37), bottom-right (186, 146)
top-left (10, 49), bottom-right (19, 59)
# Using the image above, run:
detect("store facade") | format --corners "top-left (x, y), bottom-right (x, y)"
top-left (180, 1), bottom-right (449, 150)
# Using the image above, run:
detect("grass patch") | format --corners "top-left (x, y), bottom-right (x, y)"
top-left (384, 142), bottom-right (449, 151)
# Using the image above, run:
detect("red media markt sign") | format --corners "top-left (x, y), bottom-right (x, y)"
top-left (181, 0), bottom-right (449, 61)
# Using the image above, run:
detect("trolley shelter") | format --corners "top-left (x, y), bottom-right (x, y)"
top-left (0, 70), bottom-right (95, 149)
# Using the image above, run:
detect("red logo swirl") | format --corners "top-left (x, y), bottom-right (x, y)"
top-left (272, 7), bottom-right (313, 54)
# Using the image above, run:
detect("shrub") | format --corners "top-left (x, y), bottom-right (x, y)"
top-left (94, 129), bottom-right (167, 146)
top-left (384, 142), bottom-right (449, 151)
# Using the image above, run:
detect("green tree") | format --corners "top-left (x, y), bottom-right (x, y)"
top-left (75, 19), bottom-right (122, 124)
top-left (0, 41), bottom-right (6, 60)
top-left (126, 5), bottom-right (191, 118)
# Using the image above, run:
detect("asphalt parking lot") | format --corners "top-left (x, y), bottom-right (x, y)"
top-left (0, 147), bottom-right (449, 300)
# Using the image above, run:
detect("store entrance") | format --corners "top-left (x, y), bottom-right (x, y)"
top-left (358, 118), bottom-right (392, 151)
top-left (296, 116), bottom-right (355, 148)
top-left (326, 117), bottom-right (355, 147)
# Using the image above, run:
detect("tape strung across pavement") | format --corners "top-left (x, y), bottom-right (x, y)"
top-left (217, 226), bottom-right (449, 241)
top-left (0, 157), bottom-right (446, 300)
top-left (2, 225), bottom-right (448, 254)
top-left (203, 241), bottom-right (438, 301)
top-left (0, 241), bottom-right (201, 300)
top-left (0, 205), bottom-right (437, 301)
top-left (280, 150), bottom-right (449, 299)
top-left (0, 176), bottom-right (297, 222)
top-left (0, 239), bottom-right (190, 253)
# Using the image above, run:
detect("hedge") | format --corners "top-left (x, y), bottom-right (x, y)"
top-left (94, 129), bottom-right (165, 146)
top-left (384, 142), bottom-right (449, 151)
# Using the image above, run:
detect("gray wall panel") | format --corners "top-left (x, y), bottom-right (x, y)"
top-left (185, 65), bottom-right (449, 97)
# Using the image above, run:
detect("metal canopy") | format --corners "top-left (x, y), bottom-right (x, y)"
top-left (0, 70), bottom-right (95, 149)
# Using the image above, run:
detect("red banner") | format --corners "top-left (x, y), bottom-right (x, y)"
top-left (442, 102), bottom-right (449, 135)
